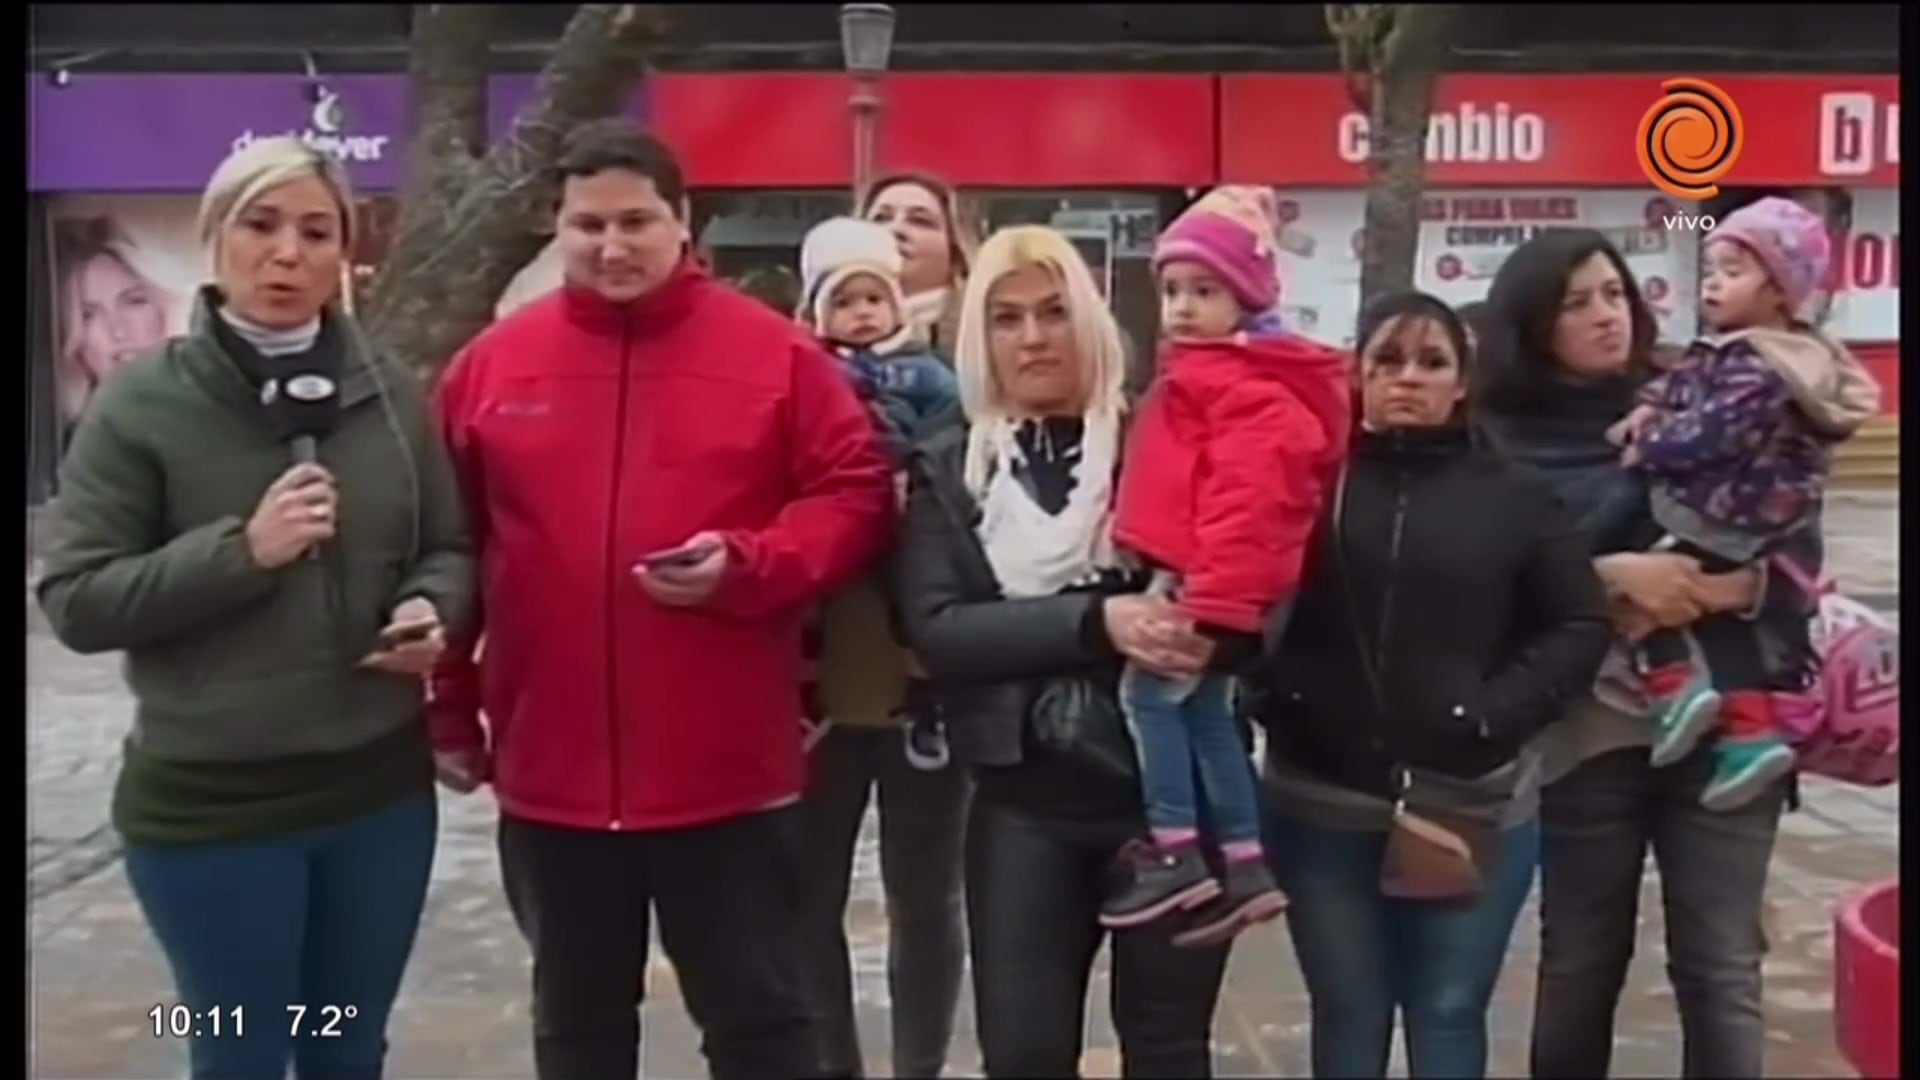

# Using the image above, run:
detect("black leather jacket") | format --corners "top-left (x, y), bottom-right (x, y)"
top-left (887, 418), bottom-right (1127, 769)
top-left (1256, 424), bottom-right (1612, 797)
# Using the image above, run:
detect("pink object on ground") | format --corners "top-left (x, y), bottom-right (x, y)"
top-left (1834, 878), bottom-right (1900, 1078)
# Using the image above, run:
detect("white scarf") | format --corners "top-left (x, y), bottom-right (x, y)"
top-left (902, 287), bottom-right (951, 346)
top-left (972, 415), bottom-right (1122, 599)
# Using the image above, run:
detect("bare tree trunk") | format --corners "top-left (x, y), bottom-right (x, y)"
top-left (1327, 4), bottom-right (1459, 314)
top-left (363, 3), bottom-right (671, 379)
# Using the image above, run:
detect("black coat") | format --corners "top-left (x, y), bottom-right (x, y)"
top-left (888, 420), bottom-right (1125, 771)
top-left (1256, 424), bottom-right (1612, 797)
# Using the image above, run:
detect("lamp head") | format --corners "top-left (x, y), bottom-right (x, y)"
top-left (838, 3), bottom-right (896, 76)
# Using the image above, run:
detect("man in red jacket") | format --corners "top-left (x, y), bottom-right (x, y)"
top-left (429, 120), bottom-right (895, 1080)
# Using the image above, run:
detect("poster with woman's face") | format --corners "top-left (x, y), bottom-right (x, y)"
top-left (45, 194), bottom-right (565, 430)
top-left (48, 196), bottom-right (201, 425)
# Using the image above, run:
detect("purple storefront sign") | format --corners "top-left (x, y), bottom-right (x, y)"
top-left (29, 74), bottom-right (647, 193)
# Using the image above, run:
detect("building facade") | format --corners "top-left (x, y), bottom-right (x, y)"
top-left (27, 5), bottom-right (1902, 499)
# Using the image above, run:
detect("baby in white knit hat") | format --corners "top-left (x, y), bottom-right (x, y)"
top-left (796, 217), bottom-right (959, 772)
top-left (798, 217), bottom-right (959, 460)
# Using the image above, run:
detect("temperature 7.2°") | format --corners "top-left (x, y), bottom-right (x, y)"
top-left (288, 1004), bottom-right (359, 1037)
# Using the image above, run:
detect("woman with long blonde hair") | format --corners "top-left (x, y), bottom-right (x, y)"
top-left (890, 225), bottom-right (1230, 1077)
top-left (52, 215), bottom-right (183, 423)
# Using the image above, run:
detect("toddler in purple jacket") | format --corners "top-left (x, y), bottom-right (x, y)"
top-left (1611, 197), bottom-right (1880, 810)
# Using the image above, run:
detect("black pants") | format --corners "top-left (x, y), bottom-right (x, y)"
top-left (1531, 747), bottom-right (1788, 1078)
top-left (1639, 537), bottom-right (1818, 692)
top-left (798, 724), bottom-right (970, 1078)
top-left (498, 807), bottom-right (815, 1080)
top-left (967, 795), bottom-right (1229, 1078)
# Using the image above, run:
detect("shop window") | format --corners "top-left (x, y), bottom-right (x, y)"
top-left (693, 191), bottom-right (850, 283)
top-left (974, 190), bottom-right (1172, 388)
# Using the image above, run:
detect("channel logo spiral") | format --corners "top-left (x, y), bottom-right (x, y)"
top-left (1636, 77), bottom-right (1745, 201)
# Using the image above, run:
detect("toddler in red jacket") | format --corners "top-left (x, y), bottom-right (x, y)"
top-left (1104, 187), bottom-right (1352, 945)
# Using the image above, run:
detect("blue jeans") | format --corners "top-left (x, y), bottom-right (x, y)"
top-left (123, 791), bottom-right (438, 1080)
top-left (1266, 804), bottom-right (1540, 1079)
top-left (1120, 664), bottom-right (1260, 843)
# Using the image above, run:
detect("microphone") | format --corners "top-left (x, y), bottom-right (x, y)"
top-left (260, 369), bottom-right (341, 559)
top-left (261, 369), bottom-right (342, 461)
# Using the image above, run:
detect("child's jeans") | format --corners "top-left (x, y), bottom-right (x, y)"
top-left (1119, 663), bottom-right (1263, 845)
top-left (1637, 535), bottom-right (1820, 693)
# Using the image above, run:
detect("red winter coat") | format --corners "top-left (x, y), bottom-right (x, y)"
top-left (1113, 335), bottom-right (1351, 634)
top-left (429, 264), bottom-right (895, 831)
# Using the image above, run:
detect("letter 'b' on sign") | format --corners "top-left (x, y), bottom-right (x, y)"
top-left (1637, 77), bottom-right (1745, 201)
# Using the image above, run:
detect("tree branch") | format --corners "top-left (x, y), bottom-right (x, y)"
top-left (365, 3), bottom-right (672, 378)
top-left (364, 4), bottom-right (491, 329)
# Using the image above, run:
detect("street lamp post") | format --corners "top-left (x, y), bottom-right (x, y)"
top-left (839, 3), bottom-right (895, 206)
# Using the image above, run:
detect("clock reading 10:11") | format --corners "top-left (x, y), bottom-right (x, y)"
top-left (149, 1004), bottom-right (360, 1038)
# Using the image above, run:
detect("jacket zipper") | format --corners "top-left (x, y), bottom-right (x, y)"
top-left (1379, 466), bottom-right (1489, 746)
top-left (603, 320), bottom-right (635, 830)
top-left (1378, 472), bottom-right (1413, 792)
top-left (1373, 470), bottom-right (1411, 699)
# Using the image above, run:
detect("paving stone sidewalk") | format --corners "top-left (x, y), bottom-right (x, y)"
top-left (27, 493), bottom-right (1900, 1078)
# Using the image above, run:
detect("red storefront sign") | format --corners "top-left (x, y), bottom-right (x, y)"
top-left (651, 72), bottom-right (1215, 188)
top-left (1222, 74), bottom-right (1901, 189)
top-left (650, 72), bottom-right (1896, 190)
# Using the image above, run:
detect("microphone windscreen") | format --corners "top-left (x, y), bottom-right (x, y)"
top-left (261, 369), bottom-right (341, 441)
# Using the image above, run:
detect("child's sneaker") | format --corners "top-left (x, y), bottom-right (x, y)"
top-left (1645, 661), bottom-right (1724, 768)
top-left (1701, 691), bottom-right (1798, 811)
top-left (1099, 840), bottom-right (1220, 929)
top-left (902, 713), bottom-right (950, 771)
top-left (1172, 856), bottom-right (1288, 949)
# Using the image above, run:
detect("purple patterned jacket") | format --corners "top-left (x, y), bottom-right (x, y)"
top-left (1632, 326), bottom-right (1880, 558)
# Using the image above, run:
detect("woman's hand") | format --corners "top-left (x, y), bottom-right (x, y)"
top-left (245, 463), bottom-right (337, 568)
top-left (1606, 404), bottom-right (1657, 448)
top-left (360, 596), bottom-right (446, 678)
top-left (1104, 595), bottom-right (1213, 677)
top-left (1595, 551), bottom-right (1712, 630)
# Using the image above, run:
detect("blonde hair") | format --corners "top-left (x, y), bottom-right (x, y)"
top-left (197, 137), bottom-right (357, 266)
top-left (955, 225), bottom-right (1129, 496)
top-left (51, 215), bottom-right (183, 419)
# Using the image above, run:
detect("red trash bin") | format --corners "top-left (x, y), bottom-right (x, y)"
top-left (1834, 879), bottom-right (1900, 1079)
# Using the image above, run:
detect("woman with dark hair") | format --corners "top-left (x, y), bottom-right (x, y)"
top-left (1252, 290), bottom-right (1611, 1079)
top-left (862, 172), bottom-right (976, 357)
top-left (1469, 228), bottom-right (1784, 1079)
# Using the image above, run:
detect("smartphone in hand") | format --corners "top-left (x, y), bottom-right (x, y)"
top-left (379, 620), bottom-right (439, 648)
top-left (636, 536), bottom-right (722, 573)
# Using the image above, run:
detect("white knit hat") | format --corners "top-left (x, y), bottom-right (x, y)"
top-left (798, 217), bottom-right (906, 333)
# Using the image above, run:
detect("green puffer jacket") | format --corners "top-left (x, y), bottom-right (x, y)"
top-left (38, 292), bottom-right (475, 767)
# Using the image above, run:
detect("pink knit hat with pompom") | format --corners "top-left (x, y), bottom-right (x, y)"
top-left (1151, 185), bottom-right (1282, 314)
